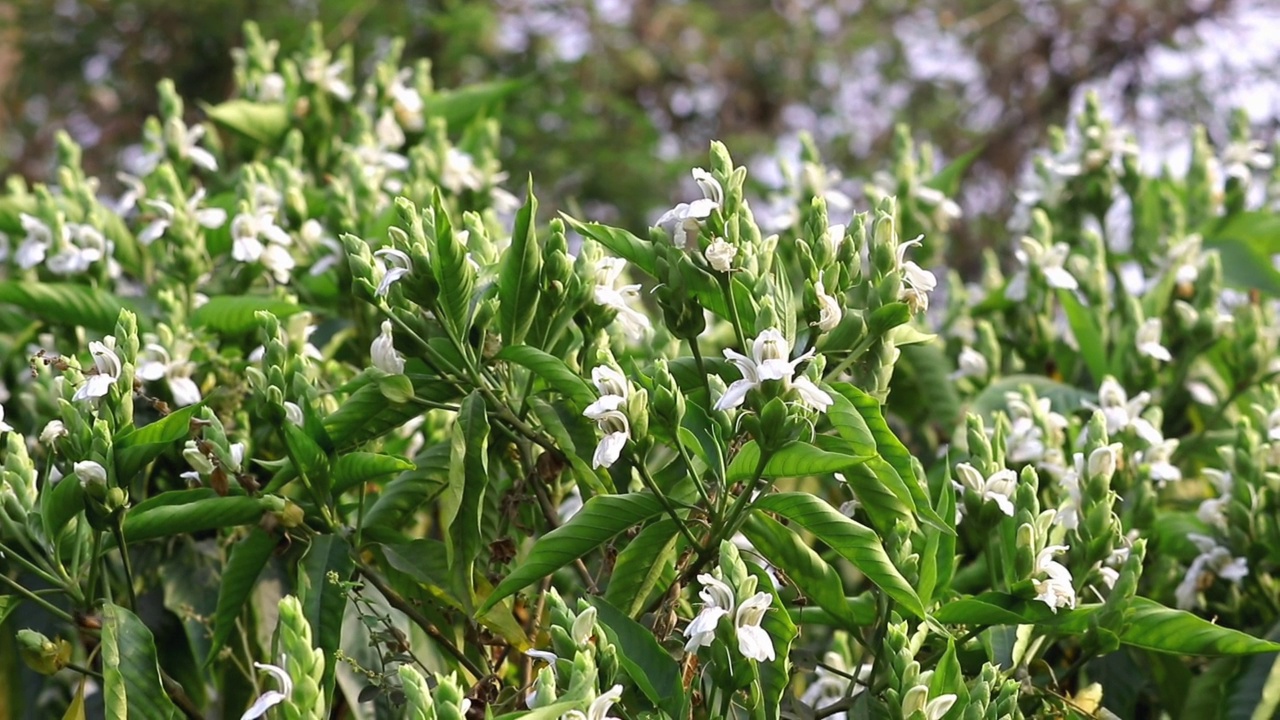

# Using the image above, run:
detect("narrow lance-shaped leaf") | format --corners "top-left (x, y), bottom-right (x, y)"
top-left (430, 189), bottom-right (476, 341)
top-left (604, 518), bottom-right (682, 618)
top-left (206, 527), bottom-right (277, 664)
top-left (741, 513), bottom-right (864, 630)
top-left (499, 176), bottom-right (542, 345)
top-left (101, 603), bottom-right (181, 720)
top-left (589, 597), bottom-right (687, 718)
top-left (495, 345), bottom-right (596, 410)
top-left (752, 492), bottom-right (926, 618)
top-left (440, 392), bottom-right (489, 598)
top-left (478, 492), bottom-right (668, 615)
top-left (299, 535), bottom-right (354, 709)
top-left (726, 440), bottom-right (872, 483)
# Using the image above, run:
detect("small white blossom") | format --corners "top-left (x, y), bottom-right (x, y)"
top-left (583, 394), bottom-right (630, 469)
top-left (1197, 469), bottom-right (1232, 529)
top-left (1032, 544), bottom-right (1076, 612)
top-left (704, 237), bottom-right (736, 272)
top-left (715, 328), bottom-right (832, 412)
top-left (813, 281), bottom-right (842, 332)
top-left (657, 168), bottom-right (722, 249)
top-left (40, 420), bottom-right (66, 445)
top-left (1007, 236), bottom-right (1078, 301)
top-left (735, 591), bottom-right (775, 662)
top-left (949, 347), bottom-right (989, 381)
top-left (1176, 534), bottom-right (1249, 610)
top-left (371, 321), bottom-right (405, 375)
top-left (902, 686), bottom-right (958, 720)
top-left (389, 69), bottom-right (425, 130)
top-left (16, 214), bottom-right (53, 269)
top-left (1089, 377), bottom-right (1164, 445)
top-left (440, 148), bottom-right (486, 193)
top-left (136, 342), bottom-right (202, 406)
top-left (560, 684), bottom-right (623, 720)
top-left (0, 404), bottom-right (11, 433)
top-left (896, 235), bottom-right (936, 313)
top-left (302, 57), bottom-right (353, 101)
top-left (240, 659), bottom-right (293, 720)
top-left (73, 338), bottom-right (122, 402)
top-left (138, 189), bottom-right (227, 246)
top-left (374, 248), bottom-right (413, 297)
top-left (232, 210), bottom-right (295, 283)
top-left (684, 573), bottom-right (736, 651)
top-left (953, 463), bottom-right (1017, 516)
top-left (73, 460), bottom-right (108, 485)
top-left (592, 258), bottom-right (651, 339)
top-left (1136, 318), bottom-right (1172, 362)
top-left (1138, 439), bottom-right (1181, 486)
top-left (283, 402), bottom-right (304, 427)
top-left (590, 365), bottom-right (628, 399)
top-left (1222, 139), bottom-right (1273, 183)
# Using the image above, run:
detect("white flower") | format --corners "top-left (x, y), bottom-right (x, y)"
top-left (590, 365), bottom-right (628, 399)
top-left (0, 404), bottom-right (11, 433)
top-left (896, 235), bottom-right (936, 313)
top-left (560, 684), bottom-right (623, 720)
top-left (915, 185), bottom-right (962, 231)
top-left (371, 321), bottom-right (405, 375)
top-left (252, 72), bottom-right (286, 103)
top-left (16, 213), bottom-right (52, 269)
top-left (656, 168), bottom-right (722, 249)
top-left (813, 281), bottom-right (842, 332)
top-left (1052, 454), bottom-right (1084, 530)
top-left (684, 573), bottom-right (736, 651)
top-left (1136, 318), bottom-right (1172, 362)
top-left (1138, 439), bottom-right (1181, 486)
top-left (46, 224), bottom-right (109, 276)
top-left (440, 148), bottom-right (486, 193)
top-left (902, 686), bottom-right (958, 720)
top-left (1176, 534), bottom-right (1249, 610)
top-left (283, 402), bottom-right (304, 427)
top-left (374, 248), bottom-right (413, 297)
top-left (1197, 469), bottom-right (1232, 529)
top-left (949, 347), bottom-right (988, 381)
top-left (176, 123), bottom-right (218, 172)
top-left (735, 591), bottom-right (775, 662)
top-left (240, 659), bottom-right (292, 720)
top-left (73, 338), bottom-right (122, 402)
top-left (1090, 377), bottom-right (1164, 445)
top-left (1007, 236), bottom-right (1077, 301)
top-left (715, 328), bottom-right (832, 412)
top-left (73, 460), bottom-right (108, 485)
top-left (953, 463), bottom-right (1017, 516)
top-left (136, 342), bottom-right (202, 407)
top-left (138, 189), bottom-right (227, 246)
top-left (704, 237), bottom-right (736, 272)
top-left (232, 211), bottom-right (294, 283)
top-left (583, 395), bottom-right (630, 468)
top-left (800, 654), bottom-right (871, 720)
top-left (390, 69), bottom-right (425, 131)
top-left (40, 420), bottom-right (66, 445)
top-left (1032, 544), bottom-right (1076, 612)
top-left (302, 57), bottom-right (353, 101)
top-left (525, 649), bottom-right (559, 665)
top-left (1222, 139), bottom-right (1272, 183)
top-left (592, 257), bottom-right (651, 339)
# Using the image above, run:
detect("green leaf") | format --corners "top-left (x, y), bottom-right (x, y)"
top-left (495, 345), bottom-right (596, 410)
top-left (970, 374), bottom-right (1097, 421)
top-left (40, 468), bottom-right (85, 541)
top-left (101, 603), bottom-right (181, 720)
top-left (426, 79), bottom-right (524, 127)
top-left (499, 177), bottom-right (542, 346)
top-left (752, 492), bottom-right (925, 618)
top-left (926, 144), bottom-right (984, 197)
top-left (362, 444), bottom-right (450, 536)
top-left (918, 468), bottom-right (957, 606)
top-left (604, 518), bottom-right (681, 618)
top-left (745, 561), bottom-right (798, 719)
top-left (726, 440), bottom-right (871, 483)
top-left (282, 422), bottom-right (332, 498)
top-left (440, 391), bottom-right (489, 578)
top-left (1114, 598), bottom-right (1280, 657)
top-left (299, 535), bottom-right (354, 709)
top-left (478, 492), bottom-right (667, 615)
top-left (588, 597), bottom-right (686, 718)
top-left (123, 494), bottom-right (276, 543)
top-left (0, 282), bottom-right (127, 333)
top-left (889, 342), bottom-right (962, 429)
top-left (201, 100), bottom-right (289, 145)
top-left (0, 595), bottom-right (21, 627)
top-left (1203, 211), bottom-right (1280, 296)
top-left (190, 295), bottom-right (302, 335)
top-left (206, 526), bottom-right (277, 664)
top-left (826, 391), bottom-right (877, 456)
top-left (866, 302), bottom-right (911, 337)
top-left (742, 513), bottom-right (864, 630)
top-left (829, 383), bottom-right (949, 532)
top-left (934, 591), bottom-right (1059, 626)
top-left (562, 217), bottom-right (657, 277)
top-left (379, 539), bottom-right (468, 611)
top-left (323, 373), bottom-right (454, 452)
top-left (835, 461), bottom-right (915, 535)
top-left (430, 190), bottom-right (475, 340)
top-left (113, 403), bottom-right (204, 482)
top-left (330, 452), bottom-right (415, 496)
top-left (1057, 289), bottom-right (1109, 381)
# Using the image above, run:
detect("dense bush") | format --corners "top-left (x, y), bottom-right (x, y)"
top-left (2, 22), bottom-right (1280, 719)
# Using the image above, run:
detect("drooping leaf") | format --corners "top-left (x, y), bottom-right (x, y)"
top-left (206, 527), bottom-right (277, 664)
top-left (426, 79), bottom-right (525, 127)
top-left (282, 421), bottom-right (332, 498)
top-left (299, 535), bottom-right (354, 708)
top-left (440, 391), bottom-right (489, 585)
top-left (742, 513), bottom-right (864, 630)
top-left (330, 452), bottom-right (415, 496)
top-left (190, 295), bottom-right (302, 335)
top-left (495, 345), bottom-right (596, 410)
top-left (588, 597), bottom-right (686, 718)
top-left (0, 281), bottom-right (128, 333)
top-left (101, 603), bottom-right (181, 720)
top-left (1113, 598), bottom-right (1280, 657)
top-left (604, 518), bottom-right (681, 618)
top-left (123, 494), bottom-right (277, 543)
top-left (726, 440), bottom-right (871, 483)
top-left (499, 177), bottom-right (542, 346)
top-left (478, 492), bottom-right (668, 614)
top-left (362, 444), bottom-right (450, 537)
top-left (753, 492), bottom-right (925, 618)
top-left (112, 403), bottom-right (204, 482)
top-left (201, 100), bottom-right (289, 145)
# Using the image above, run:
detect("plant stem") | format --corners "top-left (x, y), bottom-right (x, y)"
top-left (355, 563), bottom-right (490, 680)
top-left (0, 572), bottom-right (75, 624)
top-left (634, 460), bottom-right (700, 549)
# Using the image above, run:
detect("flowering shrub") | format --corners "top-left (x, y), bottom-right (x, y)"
top-left (4, 22), bottom-right (1280, 719)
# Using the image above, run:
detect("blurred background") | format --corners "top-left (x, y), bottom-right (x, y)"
top-left (1, 0), bottom-right (1278, 264)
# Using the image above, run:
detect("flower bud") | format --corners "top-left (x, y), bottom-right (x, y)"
top-left (1087, 445), bottom-right (1117, 485)
top-left (73, 460), bottom-right (108, 485)
top-left (17, 630), bottom-right (71, 676)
